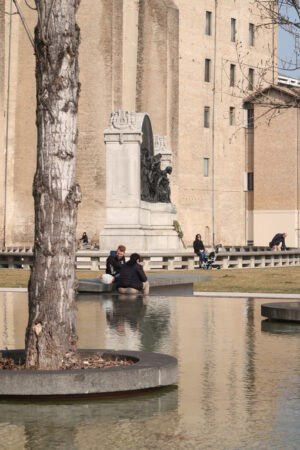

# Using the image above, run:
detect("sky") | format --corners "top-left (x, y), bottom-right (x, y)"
top-left (279, 27), bottom-right (300, 79)
top-left (278, 6), bottom-right (300, 80)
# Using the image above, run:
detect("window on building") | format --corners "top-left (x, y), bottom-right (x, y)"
top-left (206, 11), bottom-right (212, 35)
top-left (230, 64), bottom-right (235, 87)
top-left (249, 23), bottom-right (254, 46)
top-left (204, 158), bottom-right (209, 177)
top-left (231, 18), bottom-right (236, 42)
top-left (247, 108), bottom-right (254, 128)
top-left (229, 107), bottom-right (235, 125)
top-left (248, 68), bottom-right (254, 90)
top-left (247, 172), bottom-right (254, 191)
top-left (205, 58), bottom-right (211, 82)
top-left (204, 106), bottom-right (210, 128)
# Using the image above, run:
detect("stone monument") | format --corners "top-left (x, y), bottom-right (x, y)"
top-left (100, 111), bottom-right (184, 251)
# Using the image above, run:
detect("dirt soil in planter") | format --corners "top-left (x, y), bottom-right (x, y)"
top-left (0, 354), bottom-right (134, 371)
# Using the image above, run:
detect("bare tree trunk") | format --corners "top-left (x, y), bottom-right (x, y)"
top-left (25, 0), bottom-right (81, 369)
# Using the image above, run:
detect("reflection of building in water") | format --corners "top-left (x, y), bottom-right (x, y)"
top-left (175, 297), bottom-right (300, 443)
top-left (2, 294), bottom-right (300, 446)
top-left (76, 296), bottom-right (107, 349)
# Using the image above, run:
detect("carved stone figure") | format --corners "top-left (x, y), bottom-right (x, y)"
top-left (140, 150), bottom-right (172, 203)
top-left (155, 166), bottom-right (172, 203)
top-left (141, 148), bottom-right (152, 201)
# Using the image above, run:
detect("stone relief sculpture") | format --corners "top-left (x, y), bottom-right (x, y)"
top-left (109, 110), bottom-right (137, 130)
top-left (141, 149), bottom-right (172, 203)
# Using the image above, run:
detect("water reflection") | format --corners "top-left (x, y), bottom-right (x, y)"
top-left (261, 319), bottom-right (300, 335)
top-left (1, 294), bottom-right (300, 448)
top-left (0, 388), bottom-right (178, 449)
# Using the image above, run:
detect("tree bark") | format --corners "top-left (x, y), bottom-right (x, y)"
top-left (25, 0), bottom-right (81, 369)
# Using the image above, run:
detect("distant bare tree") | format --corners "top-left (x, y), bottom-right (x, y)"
top-left (255, 0), bottom-right (300, 75)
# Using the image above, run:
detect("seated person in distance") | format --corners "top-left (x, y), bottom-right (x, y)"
top-left (79, 232), bottom-right (88, 246)
top-left (117, 253), bottom-right (149, 295)
top-left (193, 233), bottom-right (206, 267)
top-left (104, 245), bottom-right (126, 282)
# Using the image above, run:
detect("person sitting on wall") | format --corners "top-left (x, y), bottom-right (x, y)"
top-left (105, 245), bottom-right (126, 282)
top-left (269, 232), bottom-right (287, 251)
top-left (193, 233), bottom-right (207, 268)
top-left (117, 253), bottom-right (149, 295)
top-left (79, 232), bottom-right (88, 246)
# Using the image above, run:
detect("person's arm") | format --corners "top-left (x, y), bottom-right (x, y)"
top-left (106, 256), bottom-right (112, 274)
top-left (137, 265), bottom-right (147, 282)
top-left (193, 241), bottom-right (197, 253)
top-left (281, 236), bottom-right (287, 250)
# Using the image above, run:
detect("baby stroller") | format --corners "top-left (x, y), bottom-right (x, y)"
top-left (202, 245), bottom-right (221, 270)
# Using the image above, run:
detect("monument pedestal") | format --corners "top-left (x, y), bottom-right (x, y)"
top-left (100, 201), bottom-right (183, 251)
top-left (100, 111), bottom-right (183, 252)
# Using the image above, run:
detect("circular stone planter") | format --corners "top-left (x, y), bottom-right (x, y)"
top-left (261, 302), bottom-right (300, 322)
top-left (0, 349), bottom-right (178, 398)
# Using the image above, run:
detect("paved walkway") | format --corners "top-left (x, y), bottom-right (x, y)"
top-left (1, 287), bottom-right (299, 299)
top-left (0, 288), bottom-right (27, 292)
top-left (194, 292), bottom-right (300, 299)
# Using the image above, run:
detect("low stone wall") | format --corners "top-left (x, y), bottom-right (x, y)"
top-left (0, 247), bottom-right (299, 270)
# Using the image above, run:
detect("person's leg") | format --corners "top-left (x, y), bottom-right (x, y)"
top-left (142, 281), bottom-right (150, 295)
top-left (195, 251), bottom-right (202, 268)
top-left (200, 252), bottom-right (206, 265)
top-left (118, 287), bottom-right (140, 294)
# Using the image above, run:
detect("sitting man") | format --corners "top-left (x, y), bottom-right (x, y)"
top-left (105, 245), bottom-right (126, 282)
top-left (117, 253), bottom-right (149, 295)
top-left (269, 232), bottom-right (287, 251)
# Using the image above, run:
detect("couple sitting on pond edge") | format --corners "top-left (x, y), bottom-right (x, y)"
top-left (104, 245), bottom-right (150, 295)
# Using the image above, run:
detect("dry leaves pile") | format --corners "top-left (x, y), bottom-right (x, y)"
top-left (0, 354), bottom-right (134, 371)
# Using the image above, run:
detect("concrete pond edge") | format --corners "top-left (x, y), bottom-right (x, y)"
top-left (0, 349), bottom-right (178, 398)
top-left (261, 302), bottom-right (300, 322)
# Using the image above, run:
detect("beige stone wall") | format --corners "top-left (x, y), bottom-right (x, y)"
top-left (0, 1), bottom-right (36, 246)
top-left (0, 0), bottom-right (277, 247)
top-left (252, 101), bottom-right (299, 246)
top-left (175, 0), bottom-right (276, 246)
top-left (0, 2), bottom-right (5, 244)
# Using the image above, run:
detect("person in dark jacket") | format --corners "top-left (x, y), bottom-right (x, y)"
top-left (117, 253), bottom-right (149, 294)
top-left (79, 232), bottom-right (88, 246)
top-left (105, 245), bottom-right (126, 281)
top-left (193, 234), bottom-right (207, 268)
top-left (269, 233), bottom-right (287, 251)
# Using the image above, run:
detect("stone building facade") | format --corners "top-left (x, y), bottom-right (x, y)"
top-left (244, 85), bottom-right (300, 248)
top-left (0, 0), bottom-right (277, 247)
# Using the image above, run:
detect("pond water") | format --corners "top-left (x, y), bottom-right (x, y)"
top-left (1, 292), bottom-right (300, 449)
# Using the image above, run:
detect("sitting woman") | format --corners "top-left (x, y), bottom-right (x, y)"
top-left (193, 233), bottom-right (207, 268)
top-left (117, 253), bottom-right (149, 295)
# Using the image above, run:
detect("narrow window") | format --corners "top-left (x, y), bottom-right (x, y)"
top-left (229, 107), bottom-right (235, 125)
top-left (231, 18), bottom-right (236, 42)
top-left (204, 158), bottom-right (209, 177)
top-left (248, 68), bottom-right (254, 90)
top-left (205, 11), bottom-right (212, 35)
top-left (204, 106), bottom-right (210, 128)
top-left (247, 172), bottom-right (254, 191)
top-left (247, 108), bottom-right (254, 128)
top-left (230, 64), bottom-right (235, 87)
top-left (205, 59), bottom-right (211, 82)
top-left (249, 23), bottom-right (254, 46)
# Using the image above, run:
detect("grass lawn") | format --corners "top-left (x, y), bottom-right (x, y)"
top-left (0, 266), bottom-right (299, 294)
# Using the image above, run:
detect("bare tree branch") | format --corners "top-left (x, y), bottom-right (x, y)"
top-left (13, 0), bottom-right (35, 48)
top-left (24, 0), bottom-right (37, 10)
